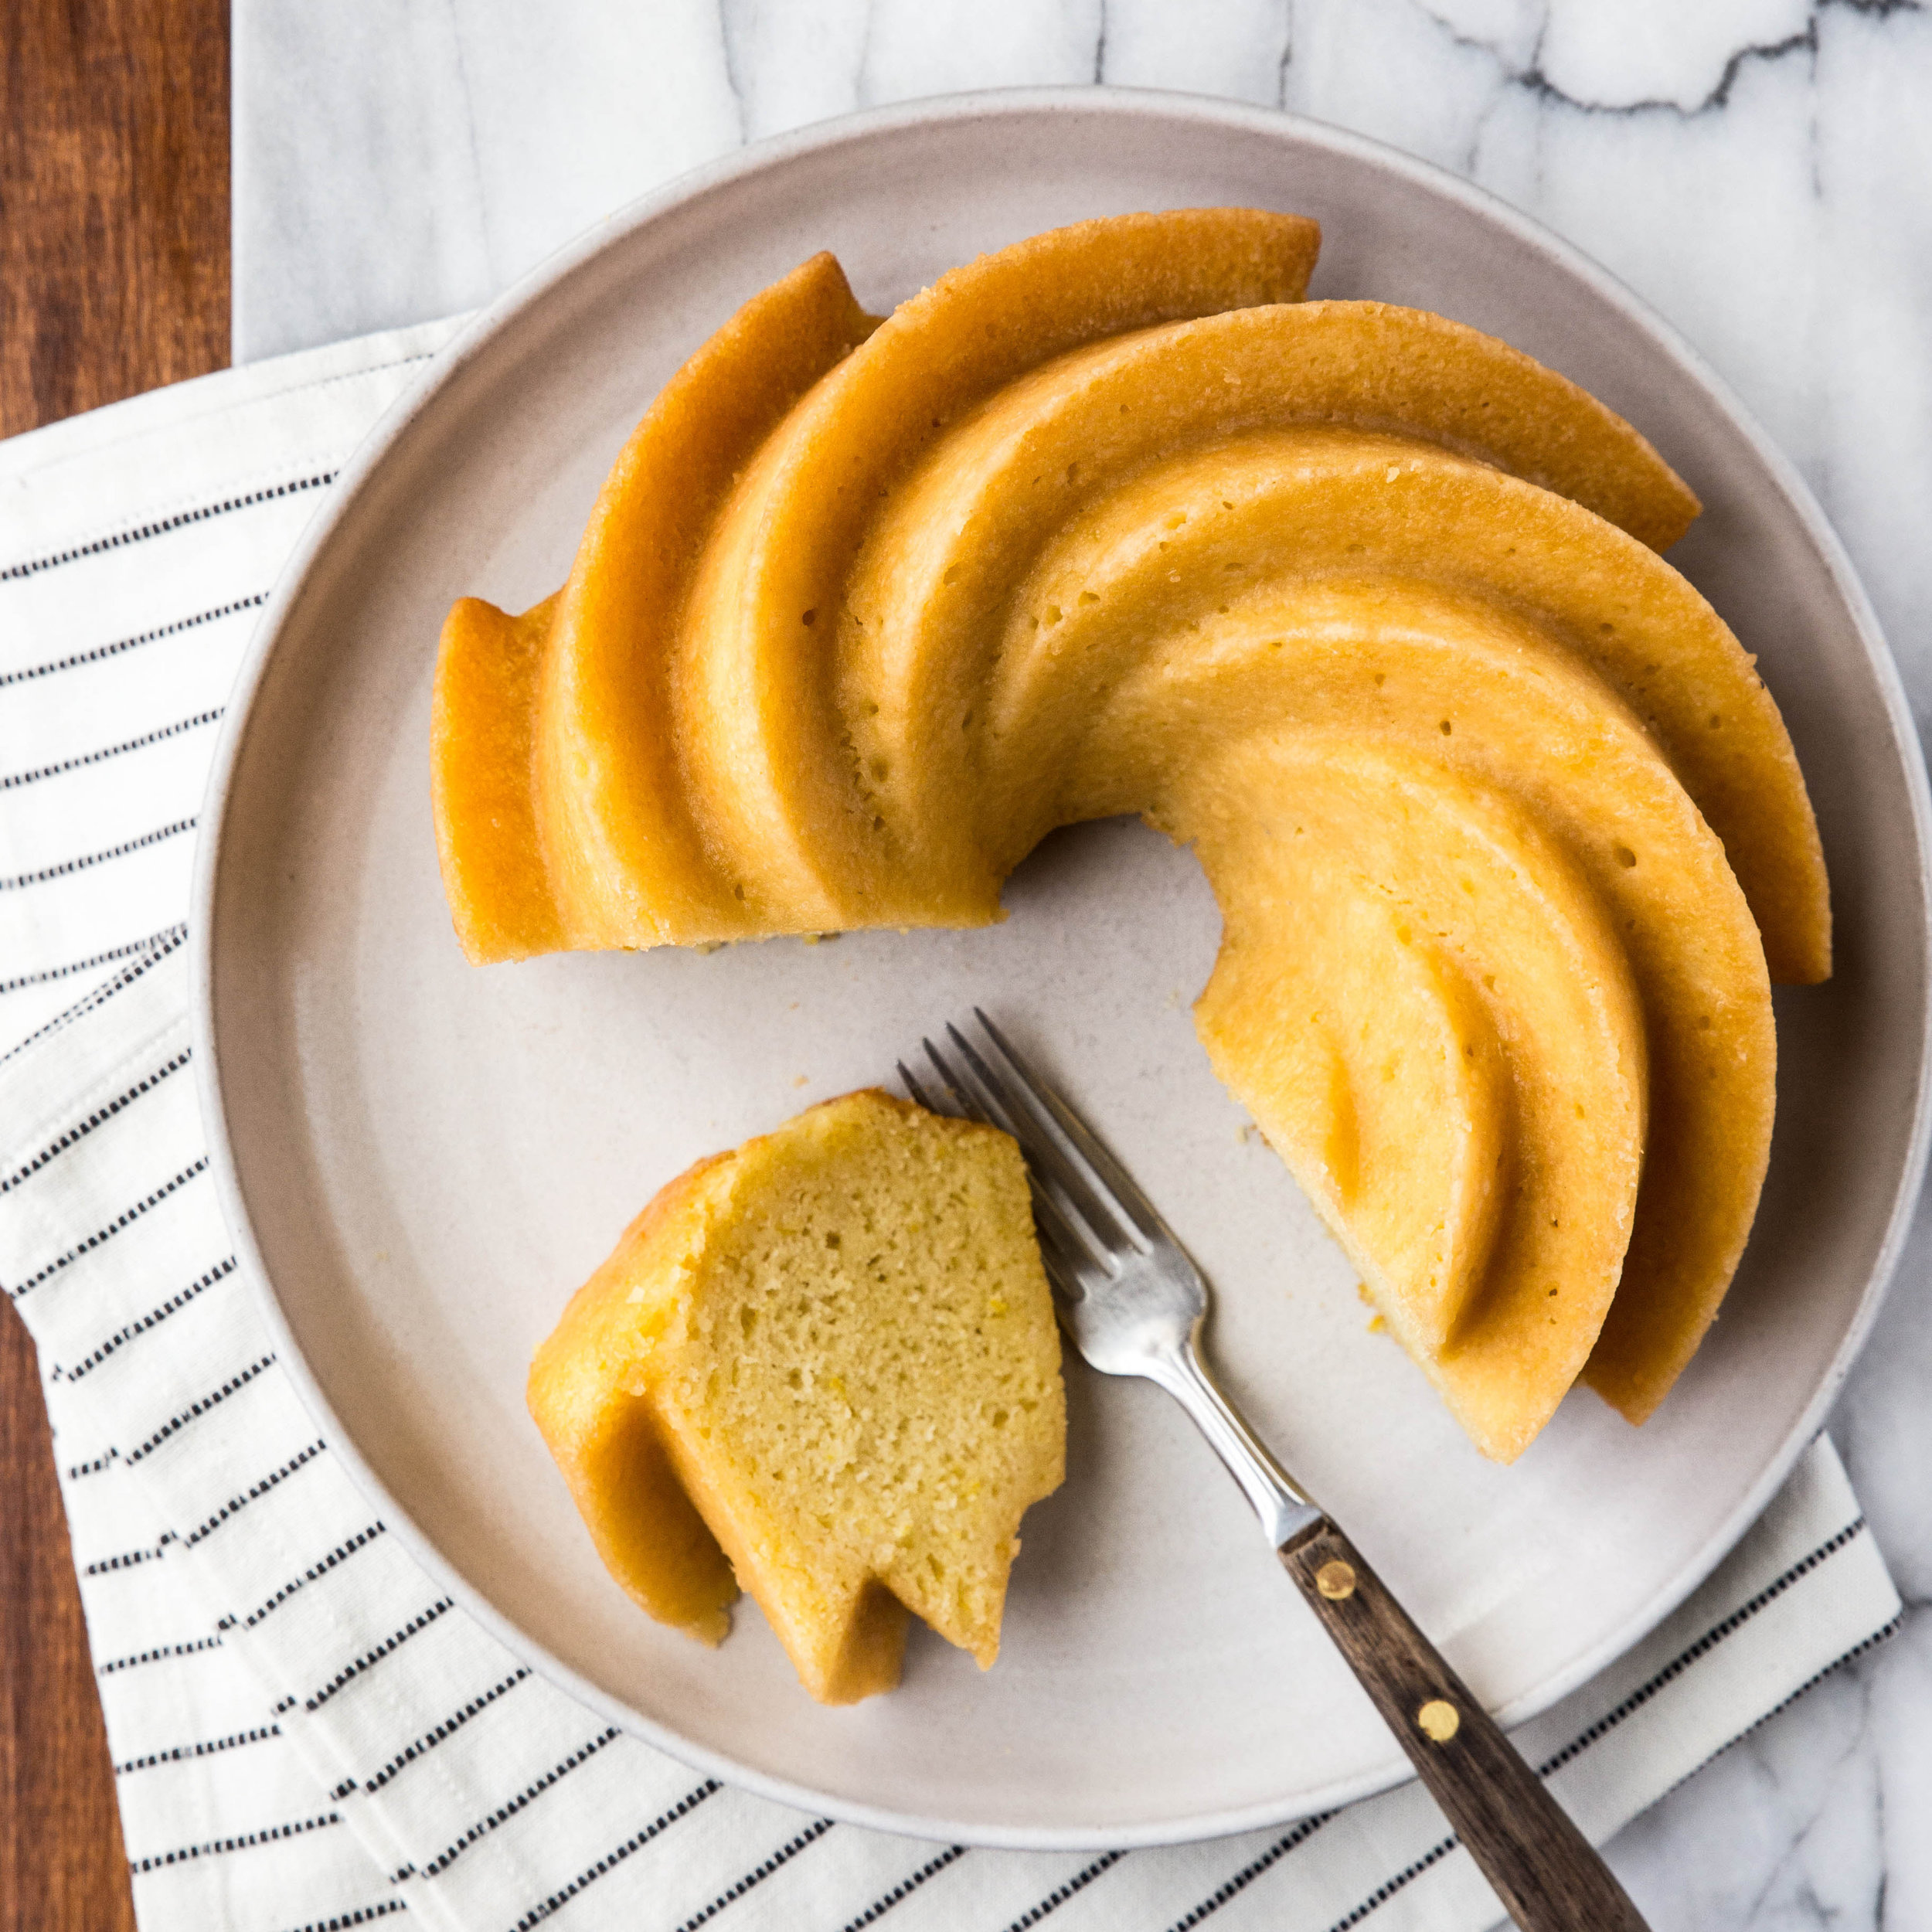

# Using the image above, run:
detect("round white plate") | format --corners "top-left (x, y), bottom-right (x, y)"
top-left (193, 91), bottom-right (1932, 1849)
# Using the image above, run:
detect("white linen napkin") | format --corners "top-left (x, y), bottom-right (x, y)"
top-left (0, 321), bottom-right (1903, 1932)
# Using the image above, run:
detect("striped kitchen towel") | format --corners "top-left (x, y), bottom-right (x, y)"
top-left (0, 321), bottom-right (1903, 1932)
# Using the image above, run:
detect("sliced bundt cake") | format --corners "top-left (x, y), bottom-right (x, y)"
top-left (441, 213), bottom-right (1831, 1457)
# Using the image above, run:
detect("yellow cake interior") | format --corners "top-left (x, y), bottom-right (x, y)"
top-left (527, 1090), bottom-right (1065, 1704)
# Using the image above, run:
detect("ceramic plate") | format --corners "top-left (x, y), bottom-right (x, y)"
top-left (192, 91), bottom-right (1932, 1849)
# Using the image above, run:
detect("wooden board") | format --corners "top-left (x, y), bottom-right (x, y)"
top-left (0, 2), bottom-right (228, 1923)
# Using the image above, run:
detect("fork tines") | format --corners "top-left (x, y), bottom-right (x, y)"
top-left (900, 1012), bottom-right (1175, 1286)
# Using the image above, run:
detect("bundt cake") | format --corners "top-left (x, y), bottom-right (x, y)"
top-left (441, 209), bottom-right (1832, 1463)
top-left (527, 1090), bottom-right (1065, 1704)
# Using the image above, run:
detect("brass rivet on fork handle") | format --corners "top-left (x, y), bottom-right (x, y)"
top-left (1315, 1560), bottom-right (1357, 1600)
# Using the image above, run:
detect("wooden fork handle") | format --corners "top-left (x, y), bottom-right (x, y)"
top-left (1281, 1519), bottom-right (1651, 1932)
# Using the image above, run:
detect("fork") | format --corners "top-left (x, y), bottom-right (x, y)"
top-left (902, 1012), bottom-right (1650, 1932)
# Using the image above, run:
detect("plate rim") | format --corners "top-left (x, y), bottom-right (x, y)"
top-left (190, 83), bottom-right (1932, 1850)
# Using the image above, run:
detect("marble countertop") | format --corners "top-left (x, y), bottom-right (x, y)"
top-left (233, 2), bottom-right (1932, 1923)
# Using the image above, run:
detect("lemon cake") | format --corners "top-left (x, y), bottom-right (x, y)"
top-left (526, 1090), bottom-right (1066, 1704)
top-left (445, 212), bottom-right (1832, 1461)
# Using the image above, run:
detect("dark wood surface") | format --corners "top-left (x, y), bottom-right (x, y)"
top-left (0, 2), bottom-right (229, 1924)
top-left (1281, 1519), bottom-right (1651, 1932)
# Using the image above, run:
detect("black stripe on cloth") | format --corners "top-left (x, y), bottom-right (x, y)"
top-left (1535, 1516), bottom-right (1872, 1780)
top-left (0, 593), bottom-right (267, 688)
top-left (128, 1810), bottom-right (342, 1875)
top-left (0, 814), bottom-right (196, 891)
top-left (230, 1522), bottom-right (387, 1631)
top-left (182, 1438), bottom-right (327, 1546)
top-left (65, 1447), bottom-right (119, 1478)
top-left (1161, 1815), bottom-right (1335, 1932)
top-left (124, 1352), bottom-right (277, 1463)
top-left (274, 1902), bottom-right (409, 1932)
top-left (0, 923), bottom-right (186, 1001)
top-left (835, 1845), bottom-right (970, 1932)
top-left (98, 1634), bottom-right (224, 1675)
top-left (2, 708), bottom-right (223, 789)
top-left (5, 1155), bottom-right (208, 1301)
top-left (0, 1046), bottom-right (192, 1195)
top-left (359, 1666), bottom-right (532, 1798)
top-left (116, 1723), bottom-right (281, 1777)
top-left (0, 923), bottom-right (185, 1061)
top-left (421, 1728), bottom-right (623, 1879)
top-left (502, 1780), bottom-right (721, 1931)
top-left (999, 1852), bottom-right (1125, 1932)
top-left (672, 1818), bottom-right (836, 1932)
top-left (83, 1537), bottom-right (172, 1577)
top-left (304, 1598), bottom-right (454, 1713)
top-left (58, 1256), bottom-right (237, 1383)
top-left (1328, 1838), bottom-right (1461, 1932)
top-left (2, 474), bottom-right (336, 583)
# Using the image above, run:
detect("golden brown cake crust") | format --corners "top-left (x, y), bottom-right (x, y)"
top-left (430, 592), bottom-right (562, 963)
top-left (433, 253), bottom-right (879, 961)
top-left (467, 216), bottom-right (1832, 1459)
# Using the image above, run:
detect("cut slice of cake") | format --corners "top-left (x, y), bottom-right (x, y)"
top-left (527, 1090), bottom-right (1066, 1704)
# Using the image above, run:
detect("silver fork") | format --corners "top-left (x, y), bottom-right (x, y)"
top-left (902, 1012), bottom-right (1649, 1932)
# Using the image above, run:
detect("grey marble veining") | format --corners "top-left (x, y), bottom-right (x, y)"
top-left (233, 3), bottom-right (1932, 1924)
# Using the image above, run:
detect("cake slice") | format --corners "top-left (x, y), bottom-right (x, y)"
top-left (527, 1090), bottom-right (1066, 1704)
